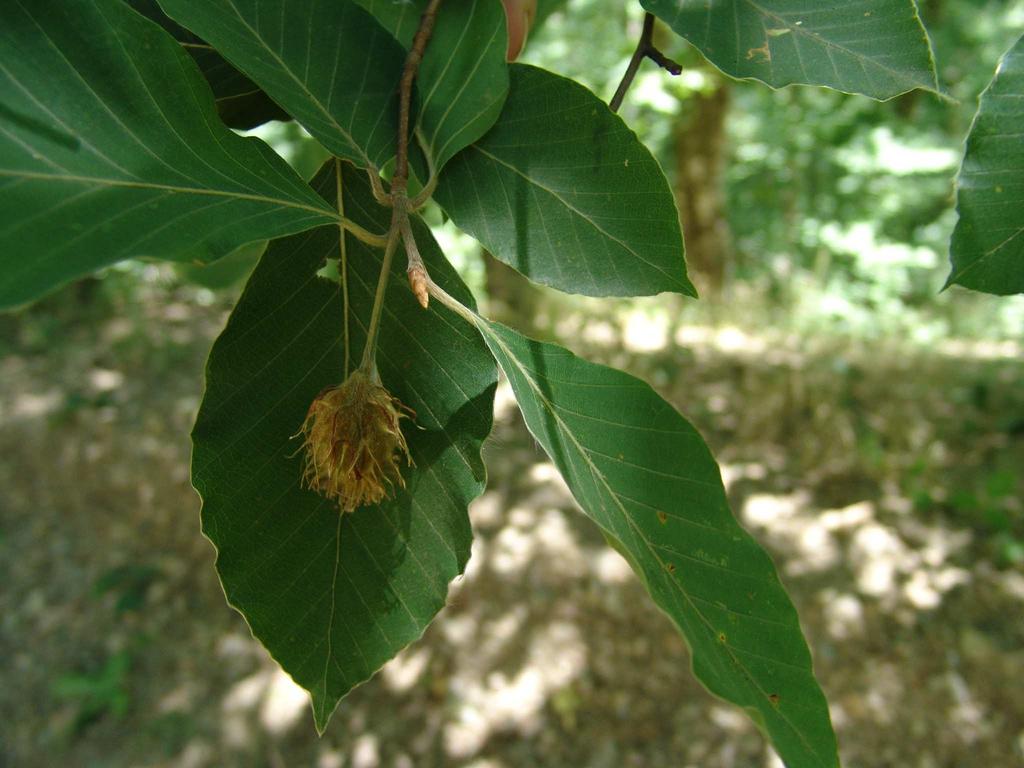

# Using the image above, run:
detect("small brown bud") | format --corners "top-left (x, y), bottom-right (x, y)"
top-left (408, 265), bottom-right (429, 309)
top-left (298, 370), bottom-right (413, 513)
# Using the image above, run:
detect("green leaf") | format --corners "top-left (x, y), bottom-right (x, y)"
top-left (356, 0), bottom-right (510, 172)
top-left (352, 0), bottom-right (425, 48)
top-left (642, 0), bottom-right (939, 99)
top-left (946, 34), bottom-right (1024, 295)
top-left (435, 64), bottom-right (694, 298)
top-left (126, 0), bottom-right (288, 129)
top-left (157, 0), bottom-right (405, 169)
top-left (457, 315), bottom-right (837, 768)
top-left (0, 0), bottom-right (336, 310)
top-left (174, 240), bottom-right (264, 289)
top-left (191, 160), bottom-right (497, 732)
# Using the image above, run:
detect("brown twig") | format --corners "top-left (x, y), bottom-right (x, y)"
top-left (392, 0), bottom-right (442, 308)
top-left (609, 13), bottom-right (683, 113)
top-left (394, 0), bottom-right (442, 194)
top-left (358, 3), bottom-right (443, 370)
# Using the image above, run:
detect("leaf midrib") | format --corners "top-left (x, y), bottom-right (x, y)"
top-left (466, 144), bottom-right (685, 290)
top-left (0, 168), bottom-right (336, 219)
top-left (743, 0), bottom-right (937, 88)
top-left (477, 319), bottom-right (829, 766)
top-left (221, 0), bottom-right (377, 168)
top-left (950, 224), bottom-right (1024, 282)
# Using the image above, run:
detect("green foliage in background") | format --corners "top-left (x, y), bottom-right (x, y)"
top-left (525, 2), bottom-right (1024, 340)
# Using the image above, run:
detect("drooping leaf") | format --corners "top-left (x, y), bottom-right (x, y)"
top-left (191, 160), bottom-right (497, 732)
top-left (435, 64), bottom-right (694, 298)
top-left (946, 34), bottom-right (1024, 295)
top-left (126, 0), bottom-right (288, 129)
top-left (157, 0), bottom-right (405, 170)
top-left (642, 0), bottom-right (939, 100)
top-left (0, 0), bottom-right (336, 310)
top-left (356, 0), bottom-right (510, 172)
top-left (458, 315), bottom-right (837, 768)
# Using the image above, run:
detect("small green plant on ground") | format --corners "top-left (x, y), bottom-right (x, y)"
top-left (2, 2), bottom-right (1021, 766)
top-left (50, 562), bottom-right (162, 736)
top-left (51, 649), bottom-right (133, 736)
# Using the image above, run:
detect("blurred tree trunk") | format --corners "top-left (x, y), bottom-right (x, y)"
top-left (483, 250), bottom-right (542, 335)
top-left (674, 81), bottom-right (731, 294)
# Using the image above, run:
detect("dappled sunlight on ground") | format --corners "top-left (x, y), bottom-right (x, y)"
top-left (2, 285), bottom-right (1023, 768)
top-left (738, 493), bottom-right (974, 611)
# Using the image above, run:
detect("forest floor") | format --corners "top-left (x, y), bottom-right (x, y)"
top-left (2, 279), bottom-right (1023, 768)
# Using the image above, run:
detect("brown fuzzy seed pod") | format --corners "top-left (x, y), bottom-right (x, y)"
top-left (298, 370), bottom-right (414, 513)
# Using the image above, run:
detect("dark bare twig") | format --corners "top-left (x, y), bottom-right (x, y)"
top-left (362, 0), bottom-right (442, 315)
top-left (364, 1), bottom-right (442, 208)
top-left (609, 13), bottom-right (683, 113)
top-left (396, 0), bottom-right (442, 308)
top-left (394, 0), bottom-right (442, 194)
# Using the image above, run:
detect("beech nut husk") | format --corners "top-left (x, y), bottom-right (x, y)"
top-left (298, 370), bottom-right (413, 513)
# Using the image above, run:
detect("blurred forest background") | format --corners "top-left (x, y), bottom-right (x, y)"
top-left (3, 2), bottom-right (1024, 767)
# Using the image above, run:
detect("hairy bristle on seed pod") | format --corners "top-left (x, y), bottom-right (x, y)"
top-left (298, 370), bottom-right (414, 513)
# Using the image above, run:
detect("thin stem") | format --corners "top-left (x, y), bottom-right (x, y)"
top-left (409, 174), bottom-right (437, 211)
top-left (610, 14), bottom-right (654, 113)
top-left (426, 276), bottom-right (479, 326)
top-left (409, 130), bottom-right (438, 210)
top-left (359, 209), bottom-right (402, 375)
top-left (609, 13), bottom-right (683, 113)
top-left (646, 46), bottom-right (683, 76)
top-left (398, 208), bottom-right (421, 266)
top-left (366, 165), bottom-right (391, 206)
top-left (341, 217), bottom-right (389, 247)
top-left (394, 0), bottom-right (443, 194)
top-left (334, 159), bottom-right (351, 378)
top-left (384, 0), bottom-right (442, 308)
top-left (355, 0), bottom-right (443, 370)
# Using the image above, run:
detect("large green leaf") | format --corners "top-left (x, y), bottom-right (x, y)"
top-left (435, 64), bottom-right (694, 298)
top-left (126, 0), bottom-right (288, 129)
top-left (449, 313), bottom-right (837, 767)
top-left (946, 34), bottom-right (1024, 295)
top-left (356, 0), bottom-right (510, 172)
top-left (642, 0), bottom-right (938, 99)
top-left (157, 0), bottom-right (405, 169)
top-left (191, 160), bottom-right (496, 732)
top-left (0, 0), bottom-right (336, 310)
